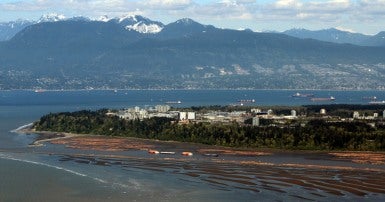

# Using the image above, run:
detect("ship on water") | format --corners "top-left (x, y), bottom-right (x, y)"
top-left (34, 89), bottom-right (46, 93)
top-left (363, 96), bottom-right (377, 101)
top-left (165, 100), bottom-right (182, 104)
top-left (310, 96), bottom-right (335, 102)
top-left (291, 92), bottom-right (315, 98)
top-left (237, 99), bottom-right (255, 103)
top-left (369, 100), bottom-right (385, 105)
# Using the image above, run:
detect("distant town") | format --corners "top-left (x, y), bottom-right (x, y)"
top-left (108, 104), bottom-right (385, 127)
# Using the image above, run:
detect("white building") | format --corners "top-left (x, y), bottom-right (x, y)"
top-left (155, 105), bottom-right (171, 113)
top-left (179, 112), bottom-right (187, 120)
top-left (252, 117), bottom-right (260, 126)
top-left (179, 111), bottom-right (196, 120)
top-left (134, 106), bottom-right (140, 113)
top-left (353, 111), bottom-right (360, 119)
top-left (187, 112), bottom-right (196, 120)
top-left (320, 109), bottom-right (326, 115)
top-left (291, 110), bottom-right (297, 117)
top-left (374, 113), bottom-right (378, 118)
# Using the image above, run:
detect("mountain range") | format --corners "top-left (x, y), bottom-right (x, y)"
top-left (0, 14), bottom-right (385, 90)
top-left (2, 14), bottom-right (385, 47)
top-left (282, 28), bottom-right (385, 47)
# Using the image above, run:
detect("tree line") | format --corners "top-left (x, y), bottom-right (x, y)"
top-left (33, 109), bottom-right (385, 151)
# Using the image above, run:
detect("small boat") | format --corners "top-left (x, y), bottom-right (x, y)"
top-left (148, 149), bottom-right (159, 154)
top-left (160, 151), bottom-right (176, 155)
top-left (203, 153), bottom-right (219, 157)
top-left (182, 151), bottom-right (193, 156)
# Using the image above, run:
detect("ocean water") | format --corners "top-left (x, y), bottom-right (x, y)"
top-left (1, 90), bottom-right (385, 201)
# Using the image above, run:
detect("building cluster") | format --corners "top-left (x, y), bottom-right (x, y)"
top-left (352, 110), bottom-right (385, 120)
top-left (115, 105), bottom-right (178, 120)
top-left (110, 105), bottom-right (385, 127)
top-left (111, 105), bottom-right (302, 126)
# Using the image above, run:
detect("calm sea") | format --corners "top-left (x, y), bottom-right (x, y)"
top-left (1, 90), bottom-right (385, 201)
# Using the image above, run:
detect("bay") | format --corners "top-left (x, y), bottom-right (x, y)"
top-left (1, 89), bottom-right (385, 201)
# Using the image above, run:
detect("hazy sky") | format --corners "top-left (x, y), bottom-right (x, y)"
top-left (0, 0), bottom-right (384, 35)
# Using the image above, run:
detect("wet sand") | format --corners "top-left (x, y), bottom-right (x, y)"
top-left (52, 152), bottom-right (385, 200)
top-left (22, 129), bottom-right (385, 200)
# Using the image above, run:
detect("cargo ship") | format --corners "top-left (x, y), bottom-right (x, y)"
top-left (363, 96), bottom-right (377, 101)
top-left (165, 100), bottom-right (182, 104)
top-left (369, 100), bottom-right (385, 105)
top-left (237, 99), bottom-right (255, 103)
top-left (310, 96), bottom-right (335, 102)
top-left (292, 92), bottom-right (314, 98)
top-left (34, 89), bottom-right (46, 93)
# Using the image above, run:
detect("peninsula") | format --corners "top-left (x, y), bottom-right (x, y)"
top-left (32, 104), bottom-right (385, 151)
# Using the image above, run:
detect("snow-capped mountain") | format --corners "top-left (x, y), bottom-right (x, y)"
top-left (0, 20), bottom-right (33, 41)
top-left (1, 14), bottom-right (385, 90)
top-left (37, 13), bottom-right (66, 23)
top-left (110, 15), bottom-right (164, 34)
top-left (68, 16), bottom-right (91, 22)
top-left (97, 15), bottom-right (110, 22)
top-left (2, 14), bottom-right (385, 46)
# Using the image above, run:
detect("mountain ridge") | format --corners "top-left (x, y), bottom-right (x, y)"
top-left (282, 28), bottom-right (385, 47)
top-left (1, 13), bottom-right (385, 46)
top-left (1, 14), bottom-right (385, 90)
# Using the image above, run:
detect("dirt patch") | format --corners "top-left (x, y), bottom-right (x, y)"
top-left (329, 152), bottom-right (385, 165)
top-left (51, 136), bottom-right (157, 152)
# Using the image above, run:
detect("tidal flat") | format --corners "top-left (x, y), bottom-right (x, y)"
top-left (23, 130), bottom-right (385, 201)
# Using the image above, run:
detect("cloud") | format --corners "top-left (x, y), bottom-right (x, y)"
top-left (263, 0), bottom-right (353, 21)
top-left (273, 0), bottom-right (302, 8)
top-left (142, 0), bottom-right (193, 10)
top-left (358, 0), bottom-right (385, 15)
top-left (0, 0), bottom-right (376, 21)
top-left (188, 1), bottom-right (254, 20)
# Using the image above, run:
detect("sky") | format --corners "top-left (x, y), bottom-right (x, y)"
top-left (0, 0), bottom-right (384, 35)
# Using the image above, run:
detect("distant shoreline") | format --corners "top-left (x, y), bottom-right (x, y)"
top-left (2, 88), bottom-right (385, 92)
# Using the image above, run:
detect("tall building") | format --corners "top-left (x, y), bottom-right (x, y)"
top-left (155, 105), bottom-right (170, 113)
top-left (187, 112), bottom-right (196, 120)
top-left (134, 106), bottom-right (140, 113)
top-left (179, 112), bottom-right (187, 120)
top-left (291, 110), bottom-right (297, 117)
top-left (374, 113), bottom-right (378, 118)
top-left (252, 117), bottom-right (260, 126)
top-left (179, 112), bottom-right (196, 120)
top-left (353, 111), bottom-right (360, 119)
